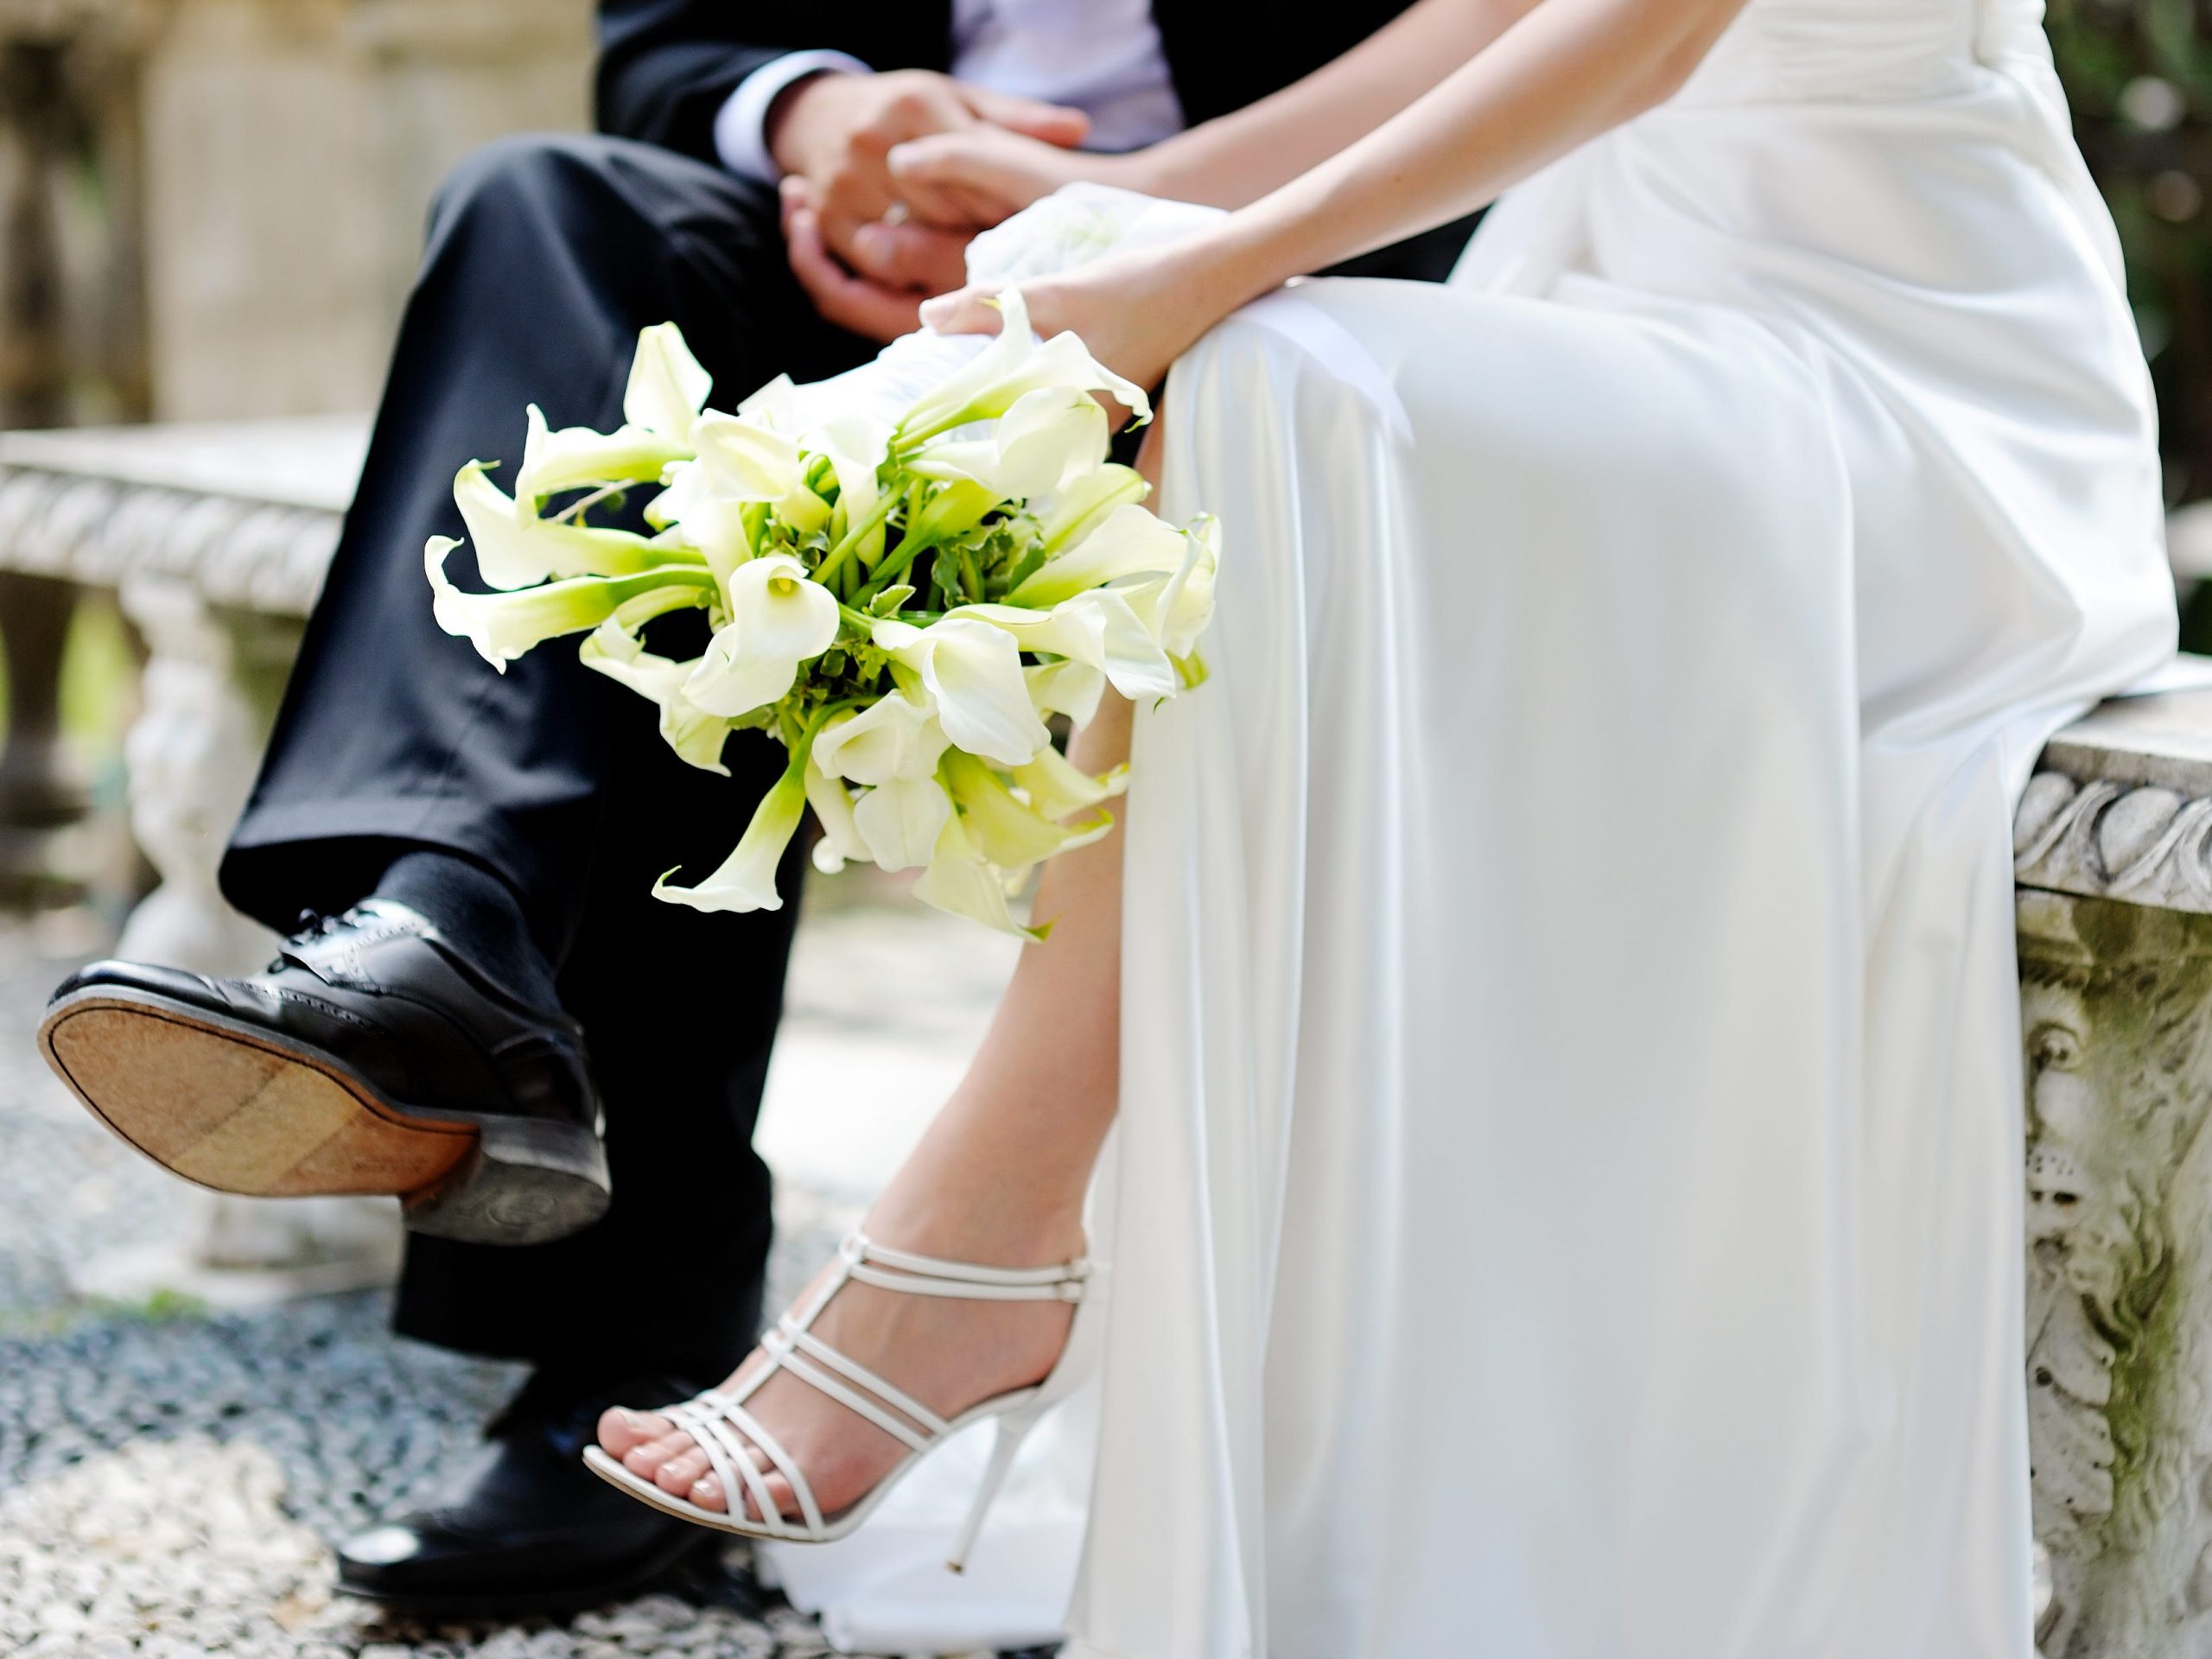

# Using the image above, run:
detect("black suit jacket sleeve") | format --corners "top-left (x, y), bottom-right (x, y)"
top-left (594, 1), bottom-right (952, 168)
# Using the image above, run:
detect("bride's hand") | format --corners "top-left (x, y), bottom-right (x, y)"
top-left (888, 126), bottom-right (1147, 225)
top-left (919, 239), bottom-right (1250, 398)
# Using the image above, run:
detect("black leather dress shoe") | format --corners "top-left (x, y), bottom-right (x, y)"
top-left (338, 1370), bottom-right (722, 1618)
top-left (38, 900), bottom-right (608, 1247)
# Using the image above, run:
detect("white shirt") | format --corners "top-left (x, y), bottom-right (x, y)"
top-left (712, 0), bottom-right (1185, 183)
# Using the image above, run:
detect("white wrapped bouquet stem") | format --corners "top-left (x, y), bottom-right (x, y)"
top-left (425, 226), bottom-right (1219, 938)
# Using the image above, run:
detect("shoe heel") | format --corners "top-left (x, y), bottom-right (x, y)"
top-left (946, 1401), bottom-right (1047, 1574)
top-left (402, 1114), bottom-right (611, 1247)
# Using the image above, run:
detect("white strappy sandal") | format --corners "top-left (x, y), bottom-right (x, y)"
top-left (582, 1230), bottom-right (1099, 1573)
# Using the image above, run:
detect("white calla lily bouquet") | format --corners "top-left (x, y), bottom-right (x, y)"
top-left (425, 286), bottom-right (1216, 938)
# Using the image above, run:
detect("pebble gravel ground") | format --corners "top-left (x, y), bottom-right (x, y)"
top-left (0, 910), bottom-right (1052, 1659)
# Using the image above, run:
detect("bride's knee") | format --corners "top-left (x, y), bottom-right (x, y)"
top-left (1135, 417), bottom-right (1166, 490)
top-left (1070, 693), bottom-right (1133, 772)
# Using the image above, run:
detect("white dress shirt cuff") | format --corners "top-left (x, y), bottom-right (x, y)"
top-left (713, 50), bottom-right (874, 183)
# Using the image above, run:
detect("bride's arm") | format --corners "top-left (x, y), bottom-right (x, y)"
top-left (1219, 0), bottom-right (1743, 270)
top-left (919, 0), bottom-right (1748, 381)
top-left (1124, 0), bottom-right (1542, 210)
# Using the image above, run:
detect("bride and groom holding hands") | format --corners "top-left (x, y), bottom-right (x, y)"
top-left (35, 0), bottom-right (2177, 1654)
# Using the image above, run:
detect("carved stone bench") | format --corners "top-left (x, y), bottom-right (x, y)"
top-left (0, 419), bottom-right (363, 963)
top-left (0, 418), bottom-right (391, 1296)
top-left (2, 419), bottom-right (2210, 1652)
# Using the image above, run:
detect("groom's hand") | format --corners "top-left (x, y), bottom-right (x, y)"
top-left (767, 68), bottom-right (1088, 340)
top-left (780, 177), bottom-right (951, 342)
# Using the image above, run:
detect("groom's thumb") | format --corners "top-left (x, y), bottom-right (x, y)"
top-left (962, 88), bottom-right (1090, 148)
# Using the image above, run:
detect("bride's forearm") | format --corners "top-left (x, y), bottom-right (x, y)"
top-left (919, 0), bottom-right (1747, 391)
top-left (1171, 0), bottom-right (1746, 308)
top-left (1131, 0), bottom-right (1536, 209)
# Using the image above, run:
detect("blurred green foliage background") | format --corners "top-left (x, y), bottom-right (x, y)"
top-left (2053, 0), bottom-right (2212, 505)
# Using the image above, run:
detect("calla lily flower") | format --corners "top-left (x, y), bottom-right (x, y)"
top-left (913, 808), bottom-right (1042, 940)
top-left (1014, 744), bottom-right (1128, 822)
top-left (577, 594), bottom-right (731, 775)
top-left (646, 457), bottom-right (754, 585)
top-left (684, 553), bottom-right (840, 718)
top-left (1037, 463), bottom-right (1147, 553)
top-left (1124, 512), bottom-right (1220, 660)
top-left (737, 365), bottom-right (912, 437)
top-left (872, 616), bottom-right (1050, 766)
top-left (737, 374), bottom-right (805, 429)
top-left (427, 536), bottom-right (715, 670)
top-left (626, 321), bottom-right (713, 442)
top-left (908, 385), bottom-right (1109, 504)
top-left (854, 773), bottom-right (955, 872)
top-left (897, 289), bottom-right (1149, 443)
top-left (690, 412), bottom-right (831, 539)
top-left (1025, 659), bottom-right (1106, 727)
top-left (653, 754), bottom-right (808, 913)
top-left (941, 750), bottom-right (1113, 874)
top-left (811, 410), bottom-right (893, 566)
top-left (952, 591), bottom-right (1175, 702)
top-left (804, 760), bottom-right (871, 874)
top-left (514, 404), bottom-right (689, 505)
top-left (812, 693), bottom-right (950, 785)
top-left (1006, 502), bottom-right (1186, 609)
top-left (454, 461), bottom-right (686, 590)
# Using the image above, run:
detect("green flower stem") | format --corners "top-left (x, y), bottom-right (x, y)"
top-left (776, 697), bottom-right (864, 766)
top-left (811, 488), bottom-right (901, 590)
top-left (835, 600), bottom-right (954, 643)
top-left (852, 529), bottom-right (945, 607)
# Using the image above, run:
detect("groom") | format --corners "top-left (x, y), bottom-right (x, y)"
top-left (40, 0), bottom-right (1476, 1618)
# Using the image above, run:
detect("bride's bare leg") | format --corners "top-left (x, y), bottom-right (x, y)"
top-left (866, 689), bottom-right (1134, 1254)
top-left (596, 408), bottom-right (1160, 1513)
top-left (597, 698), bottom-right (1132, 1516)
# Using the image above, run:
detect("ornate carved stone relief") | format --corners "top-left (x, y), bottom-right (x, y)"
top-left (2020, 890), bottom-right (2212, 1657)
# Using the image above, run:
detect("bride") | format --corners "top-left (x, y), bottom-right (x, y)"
top-left (591, 0), bottom-right (2176, 1653)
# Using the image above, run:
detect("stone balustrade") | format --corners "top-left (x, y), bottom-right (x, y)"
top-left (2013, 690), bottom-right (2212, 1656)
top-left (0, 418), bottom-right (386, 1294)
top-left (0, 420), bottom-right (361, 960)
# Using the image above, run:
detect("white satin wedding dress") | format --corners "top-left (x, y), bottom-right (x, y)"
top-left (1071, 3), bottom-right (2177, 1656)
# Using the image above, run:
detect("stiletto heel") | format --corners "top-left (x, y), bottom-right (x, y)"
top-left (947, 1246), bottom-right (1104, 1571)
top-left (947, 1398), bottom-right (1047, 1574)
top-left (582, 1230), bottom-right (1098, 1560)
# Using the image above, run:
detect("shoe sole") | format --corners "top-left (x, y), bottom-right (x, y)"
top-left (37, 988), bottom-right (610, 1248)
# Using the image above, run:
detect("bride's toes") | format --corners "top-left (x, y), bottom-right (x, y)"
top-left (656, 1446), bottom-right (711, 1496)
top-left (622, 1429), bottom-right (696, 1479)
top-left (731, 1471), bottom-right (798, 1522)
top-left (688, 1471), bottom-right (731, 1514)
top-left (596, 1406), bottom-right (672, 1459)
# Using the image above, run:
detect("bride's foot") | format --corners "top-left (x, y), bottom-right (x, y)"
top-left (594, 1216), bottom-right (1082, 1522)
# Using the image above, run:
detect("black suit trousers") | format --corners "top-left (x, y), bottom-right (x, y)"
top-left (219, 133), bottom-right (879, 1379)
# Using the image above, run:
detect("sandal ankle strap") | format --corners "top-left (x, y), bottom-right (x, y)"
top-left (842, 1232), bottom-right (1090, 1301)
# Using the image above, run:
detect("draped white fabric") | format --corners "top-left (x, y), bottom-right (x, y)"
top-left (1066, 3), bottom-right (2177, 1656)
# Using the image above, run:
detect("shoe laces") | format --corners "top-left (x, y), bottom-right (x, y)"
top-left (265, 907), bottom-right (358, 972)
